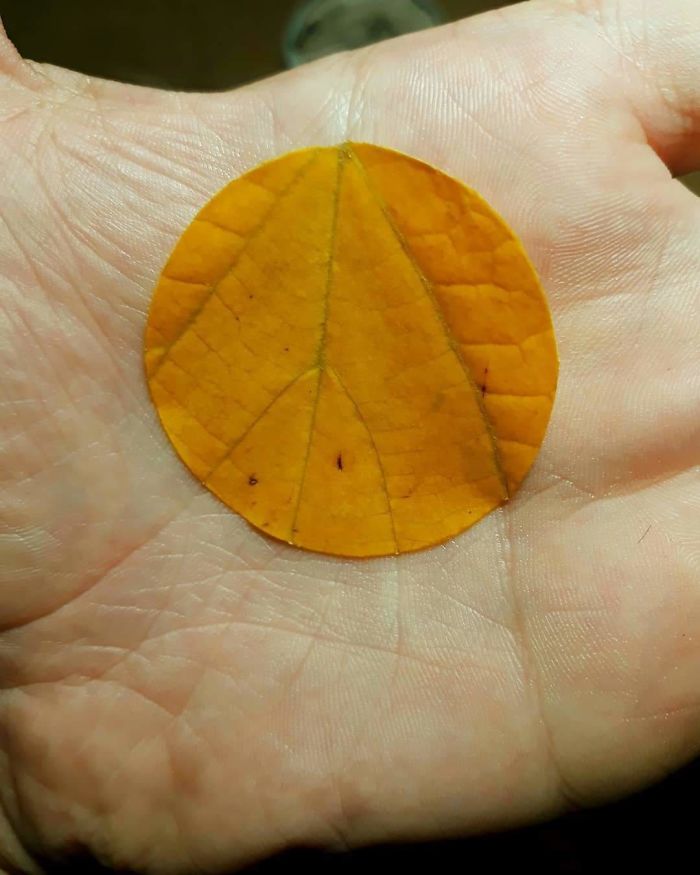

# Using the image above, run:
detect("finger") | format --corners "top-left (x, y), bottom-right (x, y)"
top-left (0, 15), bottom-right (44, 92)
top-left (561, 0), bottom-right (700, 175)
top-left (0, 16), bottom-right (25, 81)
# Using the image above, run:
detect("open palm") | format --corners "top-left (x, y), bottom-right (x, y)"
top-left (1, 1), bottom-right (699, 872)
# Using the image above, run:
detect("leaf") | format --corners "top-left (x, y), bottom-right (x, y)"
top-left (145, 143), bottom-right (558, 557)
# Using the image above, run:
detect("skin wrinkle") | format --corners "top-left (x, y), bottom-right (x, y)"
top-left (560, 0), bottom-right (700, 172)
top-left (627, 210), bottom-right (674, 357)
top-left (1, 1), bottom-right (700, 871)
top-left (1, 335), bottom-right (136, 528)
top-left (82, 550), bottom-right (345, 664)
top-left (8, 679), bottom-right (215, 874)
top-left (83, 594), bottom-right (198, 697)
top-left (519, 466), bottom-right (700, 521)
top-left (30, 145), bottom-right (155, 406)
top-left (16, 689), bottom-right (191, 866)
top-left (7, 433), bottom-right (110, 490)
top-left (0, 499), bottom-right (196, 635)
top-left (125, 615), bottom-right (475, 679)
top-left (89, 112), bottom-right (217, 196)
top-left (63, 141), bottom-right (206, 253)
top-left (0, 745), bottom-right (41, 875)
top-left (499, 503), bottom-right (583, 810)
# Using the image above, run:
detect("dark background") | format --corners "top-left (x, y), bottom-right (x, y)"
top-left (1, 1), bottom-right (697, 872)
top-left (0, 0), bottom-right (504, 89)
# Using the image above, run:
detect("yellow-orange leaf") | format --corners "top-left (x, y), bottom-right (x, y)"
top-left (145, 143), bottom-right (558, 557)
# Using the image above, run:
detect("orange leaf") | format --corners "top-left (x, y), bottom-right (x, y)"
top-left (145, 143), bottom-right (558, 557)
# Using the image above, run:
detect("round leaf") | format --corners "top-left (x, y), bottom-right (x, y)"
top-left (145, 143), bottom-right (558, 557)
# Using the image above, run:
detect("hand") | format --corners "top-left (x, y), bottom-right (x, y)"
top-left (1, 1), bottom-right (698, 871)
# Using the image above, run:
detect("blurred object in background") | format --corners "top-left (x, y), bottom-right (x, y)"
top-left (283, 0), bottom-right (444, 67)
top-left (0, 0), bottom-right (508, 89)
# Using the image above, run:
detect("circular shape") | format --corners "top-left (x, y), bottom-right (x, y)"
top-left (282, 0), bottom-right (445, 67)
top-left (145, 143), bottom-right (558, 557)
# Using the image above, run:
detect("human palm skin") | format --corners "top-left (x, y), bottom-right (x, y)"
top-left (1, 0), bottom-right (699, 871)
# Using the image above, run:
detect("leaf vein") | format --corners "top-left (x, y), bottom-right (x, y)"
top-left (150, 150), bottom-right (320, 381)
top-left (289, 149), bottom-right (346, 541)
top-left (328, 366), bottom-right (398, 552)
top-left (347, 145), bottom-right (509, 499)
top-left (204, 368), bottom-right (318, 484)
